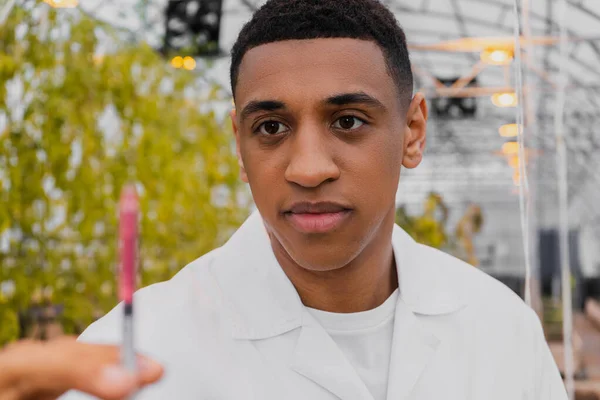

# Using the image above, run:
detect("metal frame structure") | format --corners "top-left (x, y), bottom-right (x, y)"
top-left (45, 0), bottom-right (600, 247)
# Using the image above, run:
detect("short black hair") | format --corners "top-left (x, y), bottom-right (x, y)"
top-left (230, 0), bottom-right (413, 106)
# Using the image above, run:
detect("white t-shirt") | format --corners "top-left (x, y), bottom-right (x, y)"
top-left (306, 289), bottom-right (399, 400)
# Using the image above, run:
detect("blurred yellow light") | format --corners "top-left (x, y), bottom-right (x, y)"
top-left (171, 56), bottom-right (184, 69)
top-left (508, 155), bottom-right (521, 169)
top-left (44, 0), bottom-right (78, 8)
top-left (492, 92), bottom-right (518, 108)
top-left (513, 170), bottom-right (521, 186)
top-left (502, 141), bottom-right (519, 155)
top-left (481, 48), bottom-right (513, 65)
top-left (183, 56), bottom-right (196, 70)
top-left (499, 123), bottom-right (521, 138)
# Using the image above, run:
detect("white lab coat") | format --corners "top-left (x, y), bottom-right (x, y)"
top-left (62, 211), bottom-right (566, 400)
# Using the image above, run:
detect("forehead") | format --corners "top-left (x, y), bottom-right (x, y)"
top-left (235, 38), bottom-right (400, 109)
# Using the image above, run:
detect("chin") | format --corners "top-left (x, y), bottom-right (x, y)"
top-left (292, 247), bottom-right (357, 272)
top-left (279, 231), bottom-right (366, 273)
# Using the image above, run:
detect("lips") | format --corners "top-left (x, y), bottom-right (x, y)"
top-left (284, 202), bottom-right (352, 234)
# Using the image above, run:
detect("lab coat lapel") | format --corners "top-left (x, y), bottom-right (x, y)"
top-left (385, 298), bottom-right (439, 400)
top-left (291, 309), bottom-right (375, 400)
top-left (386, 225), bottom-right (467, 400)
top-left (212, 211), bottom-right (304, 340)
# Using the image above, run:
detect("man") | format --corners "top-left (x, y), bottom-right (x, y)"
top-left (63, 0), bottom-right (566, 399)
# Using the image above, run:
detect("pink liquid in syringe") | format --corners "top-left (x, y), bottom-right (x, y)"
top-left (119, 185), bottom-right (138, 305)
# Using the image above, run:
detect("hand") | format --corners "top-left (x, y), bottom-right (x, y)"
top-left (0, 336), bottom-right (164, 400)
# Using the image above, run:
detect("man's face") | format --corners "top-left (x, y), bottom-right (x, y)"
top-left (232, 38), bottom-right (426, 272)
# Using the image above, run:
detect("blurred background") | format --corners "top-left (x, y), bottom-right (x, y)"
top-left (0, 0), bottom-right (599, 397)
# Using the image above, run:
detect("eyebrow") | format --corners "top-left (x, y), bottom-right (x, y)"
top-left (240, 100), bottom-right (286, 121)
top-left (324, 92), bottom-right (386, 110)
top-left (239, 92), bottom-right (386, 121)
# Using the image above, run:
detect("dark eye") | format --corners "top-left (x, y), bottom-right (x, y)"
top-left (258, 121), bottom-right (288, 135)
top-left (333, 116), bottom-right (365, 130)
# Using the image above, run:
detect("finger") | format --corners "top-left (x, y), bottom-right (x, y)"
top-left (8, 339), bottom-right (133, 400)
top-left (19, 366), bottom-right (142, 400)
top-left (135, 355), bottom-right (165, 386)
top-left (48, 340), bottom-right (164, 399)
top-left (7, 339), bottom-right (163, 400)
top-left (37, 357), bottom-right (163, 400)
top-left (47, 340), bottom-right (164, 398)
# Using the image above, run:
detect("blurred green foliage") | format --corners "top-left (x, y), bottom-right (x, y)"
top-left (0, 4), bottom-right (249, 344)
top-left (396, 192), bottom-right (484, 265)
top-left (396, 193), bottom-right (449, 249)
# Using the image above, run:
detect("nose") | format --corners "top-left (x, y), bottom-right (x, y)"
top-left (284, 124), bottom-right (340, 188)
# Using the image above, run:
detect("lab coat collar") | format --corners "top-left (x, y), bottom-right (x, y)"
top-left (291, 309), bottom-right (375, 400)
top-left (212, 211), bottom-right (304, 340)
top-left (212, 211), bottom-right (467, 340)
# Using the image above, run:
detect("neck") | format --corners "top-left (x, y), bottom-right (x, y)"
top-left (271, 215), bottom-right (398, 314)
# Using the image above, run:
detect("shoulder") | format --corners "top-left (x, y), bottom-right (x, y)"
top-left (78, 247), bottom-right (226, 345)
top-left (417, 243), bottom-right (535, 321)
top-left (134, 247), bottom-right (222, 309)
top-left (416, 244), bottom-right (547, 357)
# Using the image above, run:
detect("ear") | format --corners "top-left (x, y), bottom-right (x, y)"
top-left (230, 108), bottom-right (248, 183)
top-left (402, 92), bottom-right (428, 169)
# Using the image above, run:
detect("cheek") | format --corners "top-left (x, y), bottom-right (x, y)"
top-left (382, 133), bottom-right (404, 172)
top-left (240, 144), bottom-right (285, 203)
top-left (341, 131), bottom-right (403, 188)
top-left (380, 127), bottom-right (404, 176)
